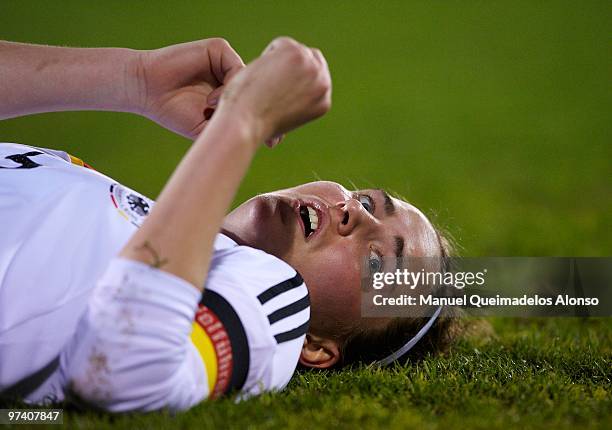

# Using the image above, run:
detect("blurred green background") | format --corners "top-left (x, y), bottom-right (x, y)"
top-left (1, 0), bottom-right (610, 256)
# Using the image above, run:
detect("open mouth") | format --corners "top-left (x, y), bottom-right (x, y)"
top-left (298, 205), bottom-right (319, 238)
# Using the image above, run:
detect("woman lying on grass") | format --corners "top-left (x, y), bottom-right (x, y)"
top-left (0, 37), bottom-right (459, 412)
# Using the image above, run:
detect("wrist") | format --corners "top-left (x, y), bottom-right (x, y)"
top-left (122, 49), bottom-right (148, 115)
top-left (213, 101), bottom-right (268, 150)
top-left (59, 46), bottom-right (144, 114)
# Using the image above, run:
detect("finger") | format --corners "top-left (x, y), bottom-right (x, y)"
top-left (313, 86), bottom-right (332, 118)
top-left (262, 36), bottom-right (297, 56)
top-left (265, 134), bottom-right (285, 148)
top-left (309, 47), bottom-right (328, 69)
top-left (208, 39), bottom-right (246, 85)
top-left (262, 40), bottom-right (277, 56)
top-left (207, 85), bottom-right (224, 107)
top-left (222, 65), bottom-right (243, 86)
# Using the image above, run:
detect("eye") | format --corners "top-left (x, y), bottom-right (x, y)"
top-left (368, 249), bottom-right (383, 274)
top-left (358, 194), bottom-right (375, 214)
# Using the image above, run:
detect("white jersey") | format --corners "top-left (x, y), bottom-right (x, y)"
top-left (0, 143), bottom-right (310, 411)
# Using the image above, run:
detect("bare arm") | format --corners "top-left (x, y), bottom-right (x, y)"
top-left (51, 38), bottom-right (330, 410)
top-left (0, 38), bottom-right (244, 139)
top-left (0, 41), bottom-right (139, 118)
top-left (119, 37), bottom-right (332, 289)
top-left (0, 36), bottom-right (330, 290)
top-left (119, 111), bottom-right (258, 287)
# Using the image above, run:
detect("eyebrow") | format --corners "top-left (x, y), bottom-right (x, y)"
top-left (375, 189), bottom-right (396, 216)
top-left (394, 235), bottom-right (405, 259)
top-left (372, 189), bottom-right (404, 258)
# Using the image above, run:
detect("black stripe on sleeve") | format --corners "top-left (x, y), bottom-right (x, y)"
top-left (274, 321), bottom-right (310, 343)
top-left (267, 294), bottom-right (310, 324)
top-left (199, 290), bottom-right (249, 394)
top-left (257, 272), bottom-right (304, 304)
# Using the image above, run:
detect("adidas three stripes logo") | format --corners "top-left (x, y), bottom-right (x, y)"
top-left (257, 273), bottom-right (310, 343)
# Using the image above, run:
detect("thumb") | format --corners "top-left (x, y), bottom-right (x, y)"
top-left (222, 63), bottom-right (244, 85)
top-left (209, 40), bottom-right (245, 85)
top-left (261, 36), bottom-right (296, 56)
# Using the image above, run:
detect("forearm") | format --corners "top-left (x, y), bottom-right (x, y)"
top-left (119, 107), bottom-right (259, 289)
top-left (0, 41), bottom-right (140, 119)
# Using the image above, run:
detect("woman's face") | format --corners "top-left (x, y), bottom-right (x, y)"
top-left (222, 181), bottom-right (441, 338)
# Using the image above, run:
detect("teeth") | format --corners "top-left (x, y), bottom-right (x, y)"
top-left (307, 207), bottom-right (318, 231)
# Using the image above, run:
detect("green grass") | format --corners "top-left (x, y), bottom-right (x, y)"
top-left (6, 318), bottom-right (611, 429)
top-left (1, 0), bottom-right (610, 257)
top-left (1, 1), bottom-right (610, 429)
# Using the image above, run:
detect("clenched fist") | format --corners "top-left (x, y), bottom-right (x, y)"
top-left (215, 37), bottom-right (332, 148)
top-left (134, 38), bottom-right (245, 139)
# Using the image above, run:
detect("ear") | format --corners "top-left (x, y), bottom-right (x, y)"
top-left (299, 333), bottom-right (340, 369)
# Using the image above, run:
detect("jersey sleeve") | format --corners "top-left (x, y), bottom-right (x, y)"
top-left (60, 242), bottom-right (310, 411)
top-left (62, 258), bottom-right (208, 412)
top-left (204, 245), bottom-right (310, 399)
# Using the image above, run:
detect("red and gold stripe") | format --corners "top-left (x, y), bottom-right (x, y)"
top-left (190, 305), bottom-right (234, 399)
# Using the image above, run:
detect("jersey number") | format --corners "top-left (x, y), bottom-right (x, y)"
top-left (0, 151), bottom-right (44, 169)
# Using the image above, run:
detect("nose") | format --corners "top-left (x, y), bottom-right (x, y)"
top-left (335, 198), bottom-right (372, 236)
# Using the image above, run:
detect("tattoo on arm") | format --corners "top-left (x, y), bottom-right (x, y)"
top-left (138, 241), bottom-right (169, 268)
